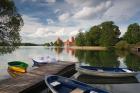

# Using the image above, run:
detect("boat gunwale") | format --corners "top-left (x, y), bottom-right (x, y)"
top-left (45, 75), bottom-right (109, 93)
top-left (77, 66), bottom-right (138, 77)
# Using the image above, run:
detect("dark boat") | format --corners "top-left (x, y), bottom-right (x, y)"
top-left (77, 66), bottom-right (138, 77)
top-left (45, 75), bottom-right (109, 93)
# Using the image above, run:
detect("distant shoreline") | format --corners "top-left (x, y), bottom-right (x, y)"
top-left (66, 46), bottom-right (107, 51)
top-left (0, 45), bottom-right (107, 50)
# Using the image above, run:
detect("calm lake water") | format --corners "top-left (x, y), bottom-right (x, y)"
top-left (0, 46), bottom-right (140, 93)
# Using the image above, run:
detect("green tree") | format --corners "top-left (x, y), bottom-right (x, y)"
top-left (0, 0), bottom-right (23, 45)
top-left (44, 43), bottom-right (50, 46)
top-left (85, 26), bottom-right (101, 46)
top-left (123, 23), bottom-right (140, 44)
top-left (50, 42), bottom-right (54, 46)
top-left (99, 21), bottom-right (120, 46)
top-left (115, 40), bottom-right (129, 50)
top-left (54, 38), bottom-right (64, 46)
top-left (75, 32), bottom-right (86, 46)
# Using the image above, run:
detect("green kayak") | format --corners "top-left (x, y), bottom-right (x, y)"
top-left (8, 61), bottom-right (28, 69)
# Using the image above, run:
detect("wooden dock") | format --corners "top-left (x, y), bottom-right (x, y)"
top-left (0, 62), bottom-right (76, 93)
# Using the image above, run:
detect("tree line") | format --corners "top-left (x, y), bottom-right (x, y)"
top-left (75, 21), bottom-right (140, 49)
top-left (44, 38), bottom-right (64, 47)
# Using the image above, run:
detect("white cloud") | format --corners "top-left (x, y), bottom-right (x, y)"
top-left (73, 1), bottom-right (112, 19)
top-left (65, 0), bottom-right (104, 7)
top-left (54, 9), bottom-right (60, 14)
top-left (28, 28), bottom-right (49, 37)
top-left (46, 19), bottom-right (54, 24)
top-left (45, 0), bottom-right (56, 3)
top-left (58, 13), bottom-right (71, 21)
top-left (70, 29), bottom-right (79, 36)
top-left (20, 15), bottom-right (43, 36)
top-left (102, 0), bottom-right (140, 22)
top-left (20, 15), bottom-right (82, 43)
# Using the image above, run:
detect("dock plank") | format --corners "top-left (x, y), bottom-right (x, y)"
top-left (0, 62), bottom-right (75, 93)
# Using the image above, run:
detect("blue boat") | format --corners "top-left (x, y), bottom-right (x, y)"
top-left (77, 66), bottom-right (138, 77)
top-left (45, 75), bottom-right (109, 93)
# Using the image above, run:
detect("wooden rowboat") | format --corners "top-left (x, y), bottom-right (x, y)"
top-left (8, 61), bottom-right (28, 72)
top-left (8, 61), bottom-right (28, 69)
top-left (77, 66), bottom-right (138, 77)
top-left (7, 67), bottom-right (26, 78)
top-left (8, 66), bottom-right (26, 73)
top-left (45, 75), bottom-right (109, 93)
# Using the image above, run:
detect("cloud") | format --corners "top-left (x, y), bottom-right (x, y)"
top-left (102, 0), bottom-right (140, 22)
top-left (46, 19), bottom-right (54, 24)
top-left (28, 28), bottom-right (50, 37)
top-left (20, 14), bottom-right (81, 43)
top-left (54, 9), bottom-right (60, 14)
top-left (22, 0), bottom-right (56, 3)
top-left (73, 1), bottom-right (112, 19)
top-left (65, 0), bottom-right (105, 7)
top-left (58, 13), bottom-right (71, 21)
top-left (20, 15), bottom-right (43, 35)
top-left (45, 0), bottom-right (56, 3)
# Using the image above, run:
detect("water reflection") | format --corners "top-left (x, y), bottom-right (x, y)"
top-left (7, 67), bottom-right (26, 78)
top-left (54, 47), bottom-right (64, 54)
top-left (7, 61), bottom-right (28, 78)
top-left (75, 50), bottom-right (119, 67)
top-left (0, 46), bottom-right (18, 55)
top-left (65, 48), bottom-right (76, 56)
top-left (125, 53), bottom-right (140, 71)
top-left (75, 73), bottom-right (139, 84)
top-left (74, 49), bottom-right (140, 71)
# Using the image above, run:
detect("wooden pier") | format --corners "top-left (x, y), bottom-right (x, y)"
top-left (0, 62), bottom-right (76, 93)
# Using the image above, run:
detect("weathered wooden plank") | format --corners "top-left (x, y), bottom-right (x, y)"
top-left (0, 62), bottom-right (75, 93)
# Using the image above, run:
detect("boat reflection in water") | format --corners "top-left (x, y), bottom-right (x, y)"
top-left (7, 61), bottom-right (28, 78)
top-left (7, 67), bottom-right (26, 78)
top-left (73, 72), bottom-right (139, 84)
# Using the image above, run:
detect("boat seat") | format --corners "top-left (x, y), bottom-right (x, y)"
top-left (89, 91), bottom-right (98, 93)
top-left (70, 88), bottom-right (84, 93)
top-left (122, 69), bottom-right (132, 73)
top-left (50, 81), bottom-right (61, 87)
top-left (97, 69), bottom-right (104, 72)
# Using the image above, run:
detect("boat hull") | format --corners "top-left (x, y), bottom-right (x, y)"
top-left (8, 66), bottom-right (26, 73)
top-left (32, 59), bottom-right (47, 66)
top-left (77, 66), bottom-right (138, 77)
top-left (45, 75), bottom-right (109, 93)
top-left (8, 61), bottom-right (28, 69)
top-left (32, 57), bottom-right (57, 66)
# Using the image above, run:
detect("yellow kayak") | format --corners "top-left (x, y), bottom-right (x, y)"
top-left (8, 66), bottom-right (26, 73)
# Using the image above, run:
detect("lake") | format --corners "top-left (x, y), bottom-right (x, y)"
top-left (0, 46), bottom-right (140, 93)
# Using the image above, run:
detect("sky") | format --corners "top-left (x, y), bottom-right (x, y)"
top-left (13, 0), bottom-right (140, 44)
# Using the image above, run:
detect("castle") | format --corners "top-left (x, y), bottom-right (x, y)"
top-left (64, 37), bottom-right (75, 46)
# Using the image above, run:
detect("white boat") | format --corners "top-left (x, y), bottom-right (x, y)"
top-left (32, 56), bottom-right (57, 65)
top-left (77, 66), bottom-right (138, 77)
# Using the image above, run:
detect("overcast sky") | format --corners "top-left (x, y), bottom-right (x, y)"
top-left (13, 0), bottom-right (140, 44)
